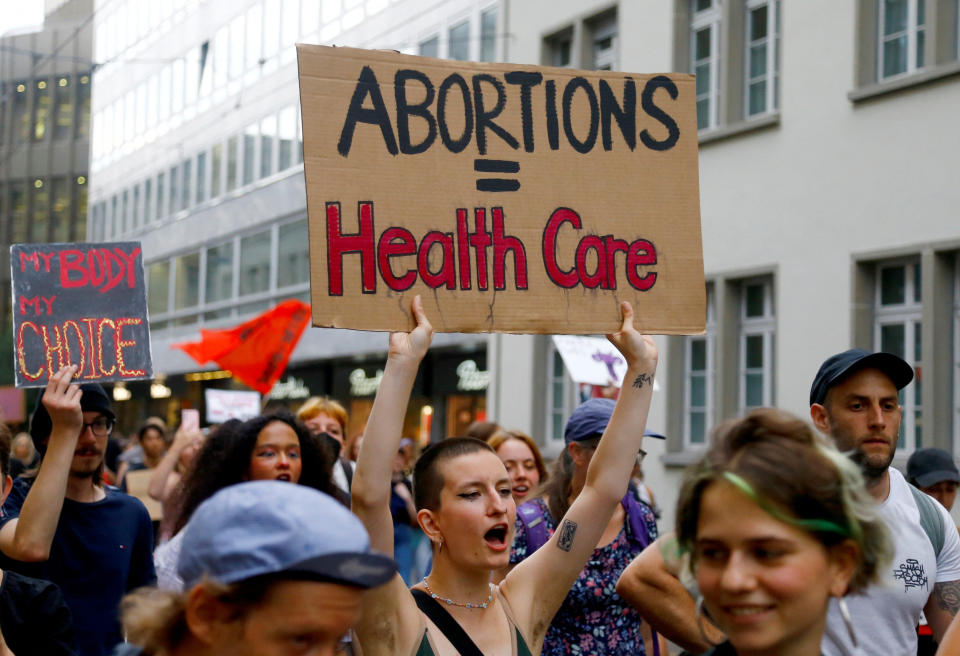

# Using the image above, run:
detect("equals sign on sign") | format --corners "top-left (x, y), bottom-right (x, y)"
top-left (475, 159), bottom-right (520, 192)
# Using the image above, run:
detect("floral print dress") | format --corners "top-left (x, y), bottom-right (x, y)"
top-left (510, 495), bottom-right (658, 656)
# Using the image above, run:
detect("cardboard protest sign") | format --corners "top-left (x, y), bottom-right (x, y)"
top-left (297, 45), bottom-right (705, 334)
top-left (205, 388), bottom-right (261, 423)
top-left (10, 242), bottom-right (153, 388)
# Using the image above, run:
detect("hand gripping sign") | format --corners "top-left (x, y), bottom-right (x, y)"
top-left (10, 242), bottom-right (153, 387)
top-left (297, 46), bottom-right (705, 334)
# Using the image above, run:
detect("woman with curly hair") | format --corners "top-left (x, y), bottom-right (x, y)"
top-left (153, 411), bottom-right (337, 590)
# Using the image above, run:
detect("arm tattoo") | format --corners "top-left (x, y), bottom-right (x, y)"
top-left (556, 519), bottom-right (578, 552)
top-left (632, 372), bottom-right (654, 389)
top-left (934, 580), bottom-right (960, 615)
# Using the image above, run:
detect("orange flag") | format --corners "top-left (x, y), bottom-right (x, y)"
top-left (172, 300), bottom-right (311, 395)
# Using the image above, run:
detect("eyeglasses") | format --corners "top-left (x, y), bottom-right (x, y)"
top-left (81, 417), bottom-right (114, 437)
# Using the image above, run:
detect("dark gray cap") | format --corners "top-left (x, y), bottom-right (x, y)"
top-left (809, 349), bottom-right (914, 406)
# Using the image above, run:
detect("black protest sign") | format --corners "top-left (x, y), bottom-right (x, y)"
top-left (10, 242), bottom-right (153, 388)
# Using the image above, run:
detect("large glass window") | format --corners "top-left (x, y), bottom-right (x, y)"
top-left (148, 261), bottom-right (171, 317)
top-left (278, 106), bottom-right (296, 170)
top-left (480, 7), bottom-right (498, 62)
top-left (879, 0), bottom-right (925, 79)
top-left (874, 259), bottom-right (922, 449)
top-left (739, 277), bottom-right (775, 413)
top-left (132, 183), bottom-right (140, 228)
top-left (10, 183), bottom-right (27, 242)
top-left (260, 115), bottom-right (276, 178)
top-left (33, 80), bottom-right (51, 141)
top-left (144, 178), bottom-right (153, 224)
top-left (243, 123), bottom-right (258, 185)
top-left (685, 285), bottom-right (715, 446)
top-left (12, 82), bottom-right (29, 143)
top-left (691, 0), bottom-right (721, 130)
top-left (51, 178), bottom-right (70, 241)
top-left (227, 136), bottom-right (239, 191)
top-left (211, 143), bottom-right (223, 197)
top-left (75, 177), bottom-right (86, 238)
top-left (121, 189), bottom-right (129, 233)
top-left (174, 252), bottom-right (201, 310)
top-left (205, 241), bottom-right (234, 303)
top-left (239, 230), bottom-right (271, 295)
top-left (419, 35), bottom-right (439, 57)
top-left (181, 158), bottom-right (192, 211)
top-left (278, 220), bottom-right (309, 287)
top-left (196, 151), bottom-right (207, 204)
top-left (449, 21), bottom-right (470, 61)
top-left (76, 74), bottom-right (91, 138)
top-left (547, 342), bottom-right (574, 444)
top-left (54, 76), bottom-right (73, 139)
top-left (745, 0), bottom-right (780, 116)
top-left (590, 12), bottom-right (617, 70)
top-left (32, 179), bottom-right (49, 241)
top-left (156, 171), bottom-right (165, 218)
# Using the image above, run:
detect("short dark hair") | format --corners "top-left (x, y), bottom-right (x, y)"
top-left (413, 437), bottom-right (496, 511)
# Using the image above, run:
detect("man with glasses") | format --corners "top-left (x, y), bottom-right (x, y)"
top-left (0, 365), bottom-right (156, 656)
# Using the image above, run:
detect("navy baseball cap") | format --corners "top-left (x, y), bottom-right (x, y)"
top-left (564, 398), bottom-right (666, 444)
top-left (809, 349), bottom-right (914, 406)
top-left (30, 383), bottom-right (115, 454)
top-left (907, 448), bottom-right (960, 489)
top-left (177, 480), bottom-right (397, 590)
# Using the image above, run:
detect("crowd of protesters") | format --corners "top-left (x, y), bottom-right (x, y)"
top-left (2, 296), bottom-right (960, 655)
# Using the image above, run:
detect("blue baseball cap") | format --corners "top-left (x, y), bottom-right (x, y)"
top-left (809, 349), bottom-right (914, 406)
top-left (177, 481), bottom-right (397, 589)
top-left (564, 398), bottom-right (666, 444)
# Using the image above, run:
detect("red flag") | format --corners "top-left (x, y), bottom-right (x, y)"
top-left (172, 300), bottom-right (311, 395)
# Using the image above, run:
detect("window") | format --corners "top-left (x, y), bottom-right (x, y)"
top-left (181, 158), bottom-right (192, 211)
top-left (229, 14), bottom-right (245, 80)
top-left (75, 178), bottom-right (87, 238)
top-left (874, 259), bottom-right (922, 449)
top-left (156, 171), bottom-right (165, 219)
top-left (684, 285), bottom-right (715, 447)
top-left (76, 75), bottom-right (91, 138)
top-left (206, 241), bottom-right (234, 304)
top-left (243, 123), bottom-right (258, 185)
top-left (239, 230), bottom-right (271, 296)
top-left (148, 261), bottom-right (171, 318)
top-left (278, 220), bottom-right (309, 287)
top-left (174, 253), bottom-right (201, 311)
top-left (10, 184), bottom-right (27, 242)
top-left (449, 21), bottom-right (470, 61)
top-left (144, 178), bottom-right (153, 224)
top-left (278, 106), bottom-right (296, 170)
top-left (32, 179), bottom-right (49, 242)
top-left (879, 0), bottom-right (925, 79)
top-left (546, 28), bottom-right (573, 67)
top-left (211, 143), bottom-right (223, 197)
top-left (214, 25), bottom-right (229, 89)
top-left (132, 183), bottom-right (140, 228)
top-left (420, 35), bottom-right (439, 58)
top-left (480, 7), bottom-right (497, 62)
top-left (33, 80), bottom-right (51, 141)
top-left (546, 341), bottom-right (575, 444)
top-left (260, 115), bottom-right (276, 179)
top-left (172, 58), bottom-right (185, 114)
top-left (227, 136), bottom-right (239, 191)
top-left (739, 278), bottom-right (775, 413)
top-left (196, 151), bottom-right (207, 204)
top-left (691, 0), bottom-right (721, 129)
top-left (54, 77), bottom-right (73, 139)
top-left (169, 165), bottom-right (179, 215)
top-left (589, 11), bottom-right (618, 70)
top-left (51, 178), bottom-right (70, 241)
top-left (109, 195), bottom-right (118, 238)
top-left (121, 189), bottom-right (129, 233)
top-left (246, 3), bottom-right (263, 74)
top-left (12, 82), bottom-right (29, 143)
top-left (745, 1), bottom-right (780, 116)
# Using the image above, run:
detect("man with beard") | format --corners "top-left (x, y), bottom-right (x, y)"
top-left (0, 365), bottom-right (155, 656)
top-left (616, 349), bottom-right (960, 656)
top-left (808, 349), bottom-right (960, 654)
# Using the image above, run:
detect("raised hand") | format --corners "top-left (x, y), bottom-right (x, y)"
top-left (42, 365), bottom-right (84, 439)
top-left (388, 295), bottom-right (434, 366)
top-left (606, 302), bottom-right (658, 372)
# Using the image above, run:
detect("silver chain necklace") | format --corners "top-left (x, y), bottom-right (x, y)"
top-left (422, 578), bottom-right (495, 609)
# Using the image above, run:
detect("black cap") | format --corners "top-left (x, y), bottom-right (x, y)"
top-left (809, 349), bottom-right (914, 406)
top-left (30, 383), bottom-right (115, 454)
top-left (907, 448), bottom-right (960, 489)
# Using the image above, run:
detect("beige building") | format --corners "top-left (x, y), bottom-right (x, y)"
top-left (493, 0), bottom-right (960, 529)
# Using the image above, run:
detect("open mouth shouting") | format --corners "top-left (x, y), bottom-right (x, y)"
top-left (484, 524), bottom-right (509, 551)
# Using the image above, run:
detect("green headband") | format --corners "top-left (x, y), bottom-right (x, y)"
top-left (722, 472), bottom-right (860, 540)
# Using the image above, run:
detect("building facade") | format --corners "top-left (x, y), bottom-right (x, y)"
top-left (88, 0), bottom-right (500, 437)
top-left (0, 0), bottom-right (93, 399)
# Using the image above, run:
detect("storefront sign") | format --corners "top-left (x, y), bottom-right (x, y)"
top-left (456, 359), bottom-right (489, 391)
top-left (267, 375), bottom-right (311, 400)
top-left (349, 368), bottom-right (383, 396)
top-left (205, 388), bottom-right (261, 423)
top-left (297, 45), bottom-right (704, 335)
top-left (10, 242), bottom-right (153, 388)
